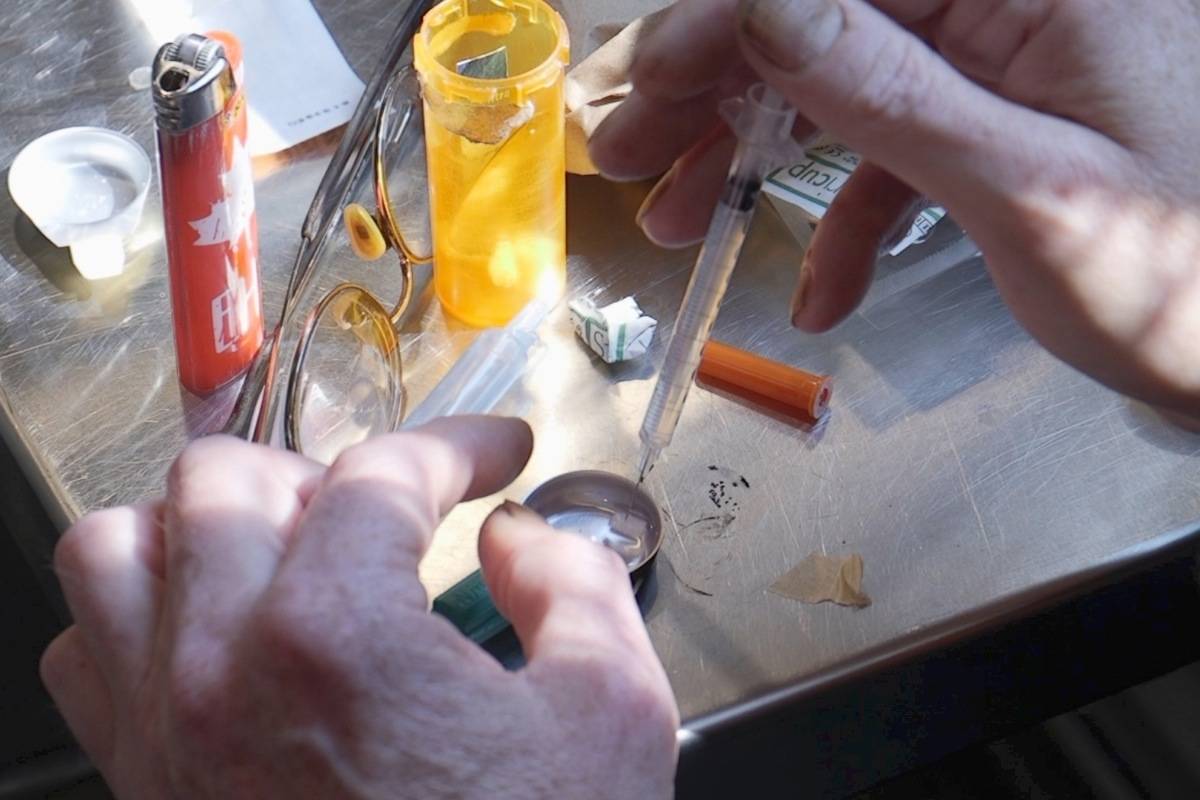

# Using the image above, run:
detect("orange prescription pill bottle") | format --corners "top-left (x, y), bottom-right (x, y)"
top-left (413, 0), bottom-right (569, 327)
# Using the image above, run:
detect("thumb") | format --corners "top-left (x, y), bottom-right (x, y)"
top-left (478, 501), bottom-right (680, 796)
top-left (478, 501), bottom-right (667, 673)
top-left (734, 0), bottom-right (1088, 223)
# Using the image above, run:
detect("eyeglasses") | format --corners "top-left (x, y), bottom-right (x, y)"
top-left (222, 0), bottom-right (435, 456)
top-left (226, 0), bottom-right (565, 459)
top-left (281, 65), bottom-right (434, 461)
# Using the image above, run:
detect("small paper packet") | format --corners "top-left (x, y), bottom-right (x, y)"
top-left (569, 296), bottom-right (656, 363)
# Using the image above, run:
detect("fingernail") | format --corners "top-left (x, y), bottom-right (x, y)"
top-left (791, 258), bottom-right (813, 326)
top-left (498, 500), bottom-right (531, 517)
top-left (738, 0), bottom-right (844, 73)
top-left (636, 164), bottom-right (679, 229)
top-left (489, 500), bottom-right (544, 527)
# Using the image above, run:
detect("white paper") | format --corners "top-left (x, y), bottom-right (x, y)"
top-left (763, 136), bottom-right (945, 256)
top-left (129, 0), bottom-right (364, 155)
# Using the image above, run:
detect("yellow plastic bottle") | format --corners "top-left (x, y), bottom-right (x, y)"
top-left (413, 0), bottom-right (569, 328)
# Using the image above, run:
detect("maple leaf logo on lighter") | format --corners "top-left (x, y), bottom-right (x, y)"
top-left (212, 254), bottom-right (258, 354)
top-left (190, 138), bottom-right (257, 354)
top-left (188, 140), bottom-right (255, 247)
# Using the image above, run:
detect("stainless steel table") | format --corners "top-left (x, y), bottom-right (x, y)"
top-left (4, 1), bottom-right (1200, 795)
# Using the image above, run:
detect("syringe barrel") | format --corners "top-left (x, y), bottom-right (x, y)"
top-left (637, 83), bottom-right (795, 458)
top-left (638, 146), bottom-right (772, 451)
top-left (404, 298), bottom-right (549, 427)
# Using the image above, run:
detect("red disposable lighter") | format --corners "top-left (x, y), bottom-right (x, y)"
top-left (152, 32), bottom-right (263, 395)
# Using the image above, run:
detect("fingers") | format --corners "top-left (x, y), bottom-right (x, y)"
top-left (590, 0), bottom-right (754, 181)
top-left (590, 87), bottom-right (729, 183)
top-left (41, 627), bottom-right (116, 774)
top-left (733, 0), bottom-right (1108, 217)
top-left (163, 436), bottom-right (324, 660)
top-left (53, 503), bottom-right (164, 701)
top-left (792, 163), bottom-right (921, 331)
top-left (478, 500), bottom-right (678, 790)
top-left (932, 0), bottom-right (1041, 86)
top-left (636, 126), bottom-right (737, 248)
top-left (278, 416), bottom-right (533, 610)
top-left (629, 0), bottom-right (743, 101)
top-left (478, 502), bottom-right (663, 671)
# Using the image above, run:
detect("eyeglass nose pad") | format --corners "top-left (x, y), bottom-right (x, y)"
top-left (345, 203), bottom-right (388, 261)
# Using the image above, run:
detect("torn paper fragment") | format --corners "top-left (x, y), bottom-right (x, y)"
top-left (763, 136), bottom-right (945, 256)
top-left (569, 296), bottom-right (657, 363)
top-left (769, 553), bottom-right (871, 608)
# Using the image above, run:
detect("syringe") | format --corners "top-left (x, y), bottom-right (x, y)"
top-left (636, 85), bottom-right (797, 482)
top-left (403, 296), bottom-right (550, 428)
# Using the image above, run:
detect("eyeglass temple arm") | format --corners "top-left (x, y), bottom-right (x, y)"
top-left (290, 0), bottom-right (437, 304)
top-left (223, 0), bottom-right (437, 443)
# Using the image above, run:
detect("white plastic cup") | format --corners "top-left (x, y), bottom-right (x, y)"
top-left (8, 127), bottom-right (151, 280)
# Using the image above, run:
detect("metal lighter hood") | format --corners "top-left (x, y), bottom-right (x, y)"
top-left (152, 33), bottom-right (235, 133)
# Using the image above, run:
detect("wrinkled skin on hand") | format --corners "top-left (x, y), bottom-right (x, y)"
top-left (591, 0), bottom-right (1200, 423)
top-left (42, 417), bottom-right (679, 799)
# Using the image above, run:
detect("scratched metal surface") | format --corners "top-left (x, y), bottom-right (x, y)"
top-left (4, 0), bottom-right (1200, 726)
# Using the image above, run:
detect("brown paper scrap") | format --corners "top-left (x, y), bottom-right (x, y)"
top-left (770, 553), bottom-right (871, 608)
top-left (564, 9), bottom-right (670, 174)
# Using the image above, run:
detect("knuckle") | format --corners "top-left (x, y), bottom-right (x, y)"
top-left (613, 668), bottom-right (675, 730)
top-left (946, 47), bottom-right (998, 83)
top-left (331, 430), bottom-right (431, 476)
top-left (53, 524), bottom-right (92, 580)
top-left (326, 438), bottom-right (379, 478)
top-left (167, 435), bottom-right (241, 493)
top-left (591, 129), bottom-right (644, 176)
top-left (844, 38), bottom-right (933, 132)
top-left (324, 437), bottom-right (439, 522)
top-left (934, 3), bottom-right (1049, 84)
top-left (328, 435), bottom-right (428, 498)
top-left (934, 24), bottom-right (988, 73)
top-left (39, 631), bottom-right (73, 692)
top-left (53, 509), bottom-right (121, 578)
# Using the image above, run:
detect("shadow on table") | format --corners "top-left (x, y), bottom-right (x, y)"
top-left (1123, 400), bottom-right (1200, 456)
top-left (179, 380), bottom-right (243, 440)
top-left (840, 260), bottom-right (1025, 432)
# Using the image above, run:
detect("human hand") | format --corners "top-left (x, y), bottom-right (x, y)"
top-left (590, 0), bottom-right (1200, 421)
top-left (41, 417), bottom-right (678, 799)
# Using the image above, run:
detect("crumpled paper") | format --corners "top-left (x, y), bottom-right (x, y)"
top-left (769, 553), bottom-right (872, 608)
top-left (569, 296), bottom-right (656, 363)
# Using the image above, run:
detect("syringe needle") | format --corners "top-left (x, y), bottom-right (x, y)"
top-left (636, 443), bottom-right (659, 487)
